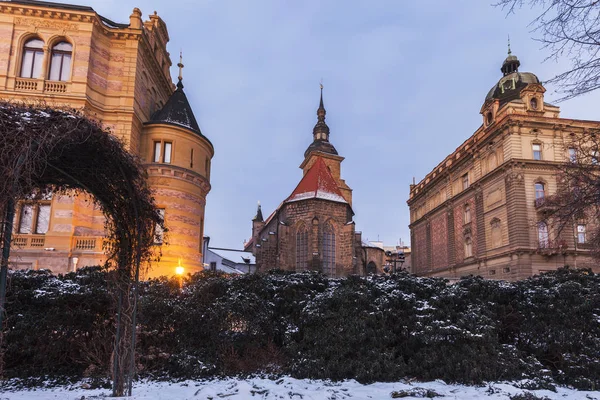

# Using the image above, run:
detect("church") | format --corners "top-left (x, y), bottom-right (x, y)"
top-left (244, 88), bottom-right (384, 276)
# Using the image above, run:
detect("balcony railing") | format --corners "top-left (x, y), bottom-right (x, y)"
top-left (11, 235), bottom-right (106, 253)
top-left (15, 78), bottom-right (39, 91)
top-left (538, 239), bottom-right (568, 255)
top-left (13, 78), bottom-right (70, 94)
top-left (534, 196), bottom-right (558, 212)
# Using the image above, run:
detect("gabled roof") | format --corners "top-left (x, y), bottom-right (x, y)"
top-left (286, 157), bottom-right (347, 204)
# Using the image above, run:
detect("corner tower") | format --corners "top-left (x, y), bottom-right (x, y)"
top-left (300, 86), bottom-right (353, 206)
top-left (142, 54), bottom-right (214, 277)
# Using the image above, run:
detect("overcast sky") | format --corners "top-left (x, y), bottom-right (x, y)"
top-left (62, 0), bottom-right (600, 249)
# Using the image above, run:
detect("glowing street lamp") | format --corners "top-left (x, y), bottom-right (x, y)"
top-left (175, 259), bottom-right (184, 289)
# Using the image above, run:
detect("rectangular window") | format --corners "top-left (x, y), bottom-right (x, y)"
top-left (577, 224), bottom-right (586, 244)
top-left (163, 142), bottom-right (172, 163)
top-left (154, 209), bottom-right (165, 245)
top-left (210, 261), bottom-right (217, 272)
top-left (18, 204), bottom-right (34, 234)
top-left (35, 204), bottom-right (51, 234)
top-left (568, 148), bottom-right (576, 162)
top-left (532, 143), bottom-right (542, 160)
top-left (153, 142), bottom-right (161, 162)
top-left (462, 173), bottom-right (469, 190)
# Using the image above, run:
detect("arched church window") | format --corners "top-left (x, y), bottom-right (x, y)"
top-left (20, 38), bottom-right (44, 79)
top-left (322, 221), bottom-right (336, 277)
top-left (296, 224), bottom-right (308, 271)
top-left (48, 41), bottom-right (72, 81)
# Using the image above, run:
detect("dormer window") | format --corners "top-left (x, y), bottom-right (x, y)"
top-left (486, 112), bottom-right (493, 125)
top-left (530, 97), bottom-right (538, 110)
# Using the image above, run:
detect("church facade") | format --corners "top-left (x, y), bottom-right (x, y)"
top-left (245, 89), bottom-right (384, 276)
top-left (407, 48), bottom-right (600, 281)
top-left (0, 0), bottom-right (212, 278)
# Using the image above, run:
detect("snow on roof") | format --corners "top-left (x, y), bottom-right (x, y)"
top-left (208, 248), bottom-right (255, 265)
top-left (286, 157), bottom-right (347, 204)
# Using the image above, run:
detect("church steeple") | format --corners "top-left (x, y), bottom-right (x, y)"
top-left (304, 85), bottom-right (338, 159)
top-left (313, 84), bottom-right (330, 141)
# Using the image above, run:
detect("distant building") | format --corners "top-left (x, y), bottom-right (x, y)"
top-left (407, 48), bottom-right (600, 280)
top-left (202, 237), bottom-right (256, 274)
top-left (0, 0), bottom-right (213, 278)
top-left (245, 88), bottom-right (384, 276)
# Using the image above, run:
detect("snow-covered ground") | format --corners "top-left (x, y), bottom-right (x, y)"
top-left (1, 378), bottom-right (599, 400)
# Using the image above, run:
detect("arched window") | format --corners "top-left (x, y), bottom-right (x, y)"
top-left (538, 222), bottom-right (549, 248)
top-left (20, 38), bottom-right (44, 78)
top-left (322, 221), bottom-right (336, 276)
top-left (366, 261), bottom-right (377, 275)
top-left (48, 41), bottom-right (72, 81)
top-left (296, 224), bottom-right (308, 271)
top-left (491, 218), bottom-right (502, 248)
top-left (535, 182), bottom-right (545, 205)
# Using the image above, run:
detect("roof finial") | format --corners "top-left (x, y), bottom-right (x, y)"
top-left (317, 80), bottom-right (325, 117)
top-left (177, 51), bottom-right (184, 88)
top-left (507, 34), bottom-right (511, 55)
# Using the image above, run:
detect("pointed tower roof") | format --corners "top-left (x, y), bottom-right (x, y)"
top-left (252, 202), bottom-right (264, 222)
top-left (304, 84), bottom-right (338, 158)
top-left (286, 157), bottom-right (346, 204)
top-left (147, 53), bottom-right (207, 140)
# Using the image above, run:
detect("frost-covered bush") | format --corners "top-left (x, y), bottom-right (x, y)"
top-left (2, 266), bottom-right (599, 389)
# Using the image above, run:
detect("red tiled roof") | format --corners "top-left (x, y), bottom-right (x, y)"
top-left (286, 157), bottom-right (347, 204)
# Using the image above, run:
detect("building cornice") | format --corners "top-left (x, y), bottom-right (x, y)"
top-left (145, 163), bottom-right (211, 194)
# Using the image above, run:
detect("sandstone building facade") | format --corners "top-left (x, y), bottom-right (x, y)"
top-left (407, 49), bottom-right (600, 280)
top-left (245, 89), bottom-right (384, 276)
top-left (0, 0), bottom-right (212, 278)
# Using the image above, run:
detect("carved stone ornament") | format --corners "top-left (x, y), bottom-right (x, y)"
top-left (15, 17), bottom-right (79, 31)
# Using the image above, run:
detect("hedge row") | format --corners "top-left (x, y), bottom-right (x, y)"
top-left (1, 267), bottom-right (599, 389)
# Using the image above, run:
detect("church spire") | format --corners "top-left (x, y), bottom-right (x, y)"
top-left (253, 201), bottom-right (264, 222)
top-left (313, 83), bottom-right (330, 141)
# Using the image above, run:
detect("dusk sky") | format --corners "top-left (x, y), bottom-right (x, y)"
top-left (64, 0), bottom-right (600, 249)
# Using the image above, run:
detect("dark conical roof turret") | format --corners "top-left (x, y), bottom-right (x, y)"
top-left (147, 53), bottom-right (205, 138)
top-left (253, 202), bottom-right (264, 222)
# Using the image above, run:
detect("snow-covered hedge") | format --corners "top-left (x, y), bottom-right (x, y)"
top-left (2, 267), bottom-right (599, 389)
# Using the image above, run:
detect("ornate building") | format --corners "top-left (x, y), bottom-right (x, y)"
top-left (0, 0), bottom-right (213, 278)
top-left (245, 88), bottom-right (383, 276)
top-left (407, 48), bottom-right (600, 280)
